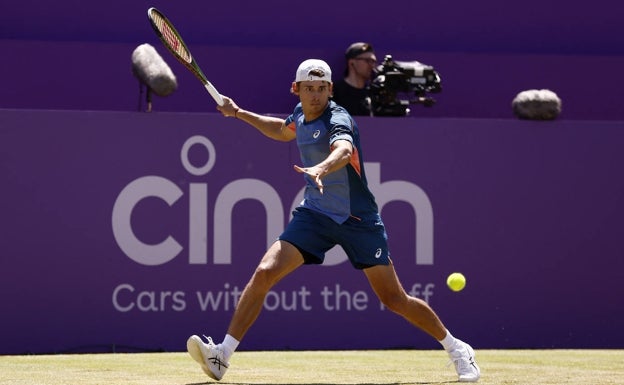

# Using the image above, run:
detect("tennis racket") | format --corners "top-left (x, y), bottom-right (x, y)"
top-left (147, 7), bottom-right (224, 106)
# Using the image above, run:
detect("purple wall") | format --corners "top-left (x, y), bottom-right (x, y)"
top-left (2, 0), bottom-right (623, 354)
top-left (1, 0), bottom-right (623, 120)
top-left (2, 109), bottom-right (623, 354)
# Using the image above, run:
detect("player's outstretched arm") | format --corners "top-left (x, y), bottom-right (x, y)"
top-left (293, 139), bottom-right (353, 194)
top-left (217, 96), bottom-right (294, 142)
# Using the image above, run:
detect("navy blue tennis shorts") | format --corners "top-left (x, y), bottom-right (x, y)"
top-left (278, 207), bottom-right (390, 269)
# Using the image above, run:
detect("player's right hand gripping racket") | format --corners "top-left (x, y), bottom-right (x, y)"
top-left (147, 7), bottom-right (224, 106)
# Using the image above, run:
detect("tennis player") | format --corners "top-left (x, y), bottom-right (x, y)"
top-left (186, 59), bottom-right (481, 383)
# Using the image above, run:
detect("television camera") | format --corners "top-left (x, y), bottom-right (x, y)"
top-left (369, 55), bottom-right (442, 116)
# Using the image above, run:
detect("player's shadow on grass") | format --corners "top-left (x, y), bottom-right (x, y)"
top-left (186, 381), bottom-right (457, 385)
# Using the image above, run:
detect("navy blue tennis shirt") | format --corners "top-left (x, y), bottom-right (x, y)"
top-left (284, 100), bottom-right (379, 224)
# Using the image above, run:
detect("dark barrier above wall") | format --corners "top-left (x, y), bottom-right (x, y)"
top-left (1, 109), bottom-right (623, 354)
top-left (2, 39), bottom-right (624, 121)
top-left (3, 0), bottom-right (623, 119)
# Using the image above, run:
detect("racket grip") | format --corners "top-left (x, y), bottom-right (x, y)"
top-left (204, 82), bottom-right (224, 106)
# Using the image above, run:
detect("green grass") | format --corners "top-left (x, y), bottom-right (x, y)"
top-left (1, 350), bottom-right (623, 385)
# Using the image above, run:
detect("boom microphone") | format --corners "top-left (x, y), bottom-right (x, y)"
top-left (512, 89), bottom-right (562, 120)
top-left (131, 43), bottom-right (177, 104)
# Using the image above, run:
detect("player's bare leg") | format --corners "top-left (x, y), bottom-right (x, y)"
top-left (364, 262), bottom-right (480, 382)
top-left (363, 262), bottom-right (446, 339)
top-left (187, 240), bottom-right (304, 380)
top-left (227, 240), bottom-right (304, 340)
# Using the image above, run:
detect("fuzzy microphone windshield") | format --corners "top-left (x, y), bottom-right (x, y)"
top-left (131, 43), bottom-right (177, 97)
top-left (512, 89), bottom-right (562, 120)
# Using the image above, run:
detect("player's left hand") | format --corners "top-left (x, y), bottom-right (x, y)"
top-left (293, 165), bottom-right (324, 194)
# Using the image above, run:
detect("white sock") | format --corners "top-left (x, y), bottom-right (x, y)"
top-left (221, 334), bottom-right (239, 362)
top-left (438, 330), bottom-right (458, 352)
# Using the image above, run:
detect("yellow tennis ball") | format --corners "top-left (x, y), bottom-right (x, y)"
top-left (447, 272), bottom-right (466, 292)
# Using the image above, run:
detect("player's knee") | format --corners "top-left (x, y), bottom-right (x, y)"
top-left (377, 291), bottom-right (408, 313)
top-left (249, 265), bottom-right (279, 291)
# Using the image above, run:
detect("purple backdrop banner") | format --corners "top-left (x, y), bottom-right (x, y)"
top-left (1, 109), bottom-right (623, 354)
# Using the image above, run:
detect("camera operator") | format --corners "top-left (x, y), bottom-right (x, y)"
top-left (332, 42), bottom-right (377, 116)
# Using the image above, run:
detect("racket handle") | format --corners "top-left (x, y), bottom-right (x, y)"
top-left (204, 82), bottom-right (224, 106)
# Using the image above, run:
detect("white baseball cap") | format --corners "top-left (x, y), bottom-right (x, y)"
top-left (294, 59), bottom-right (332, 83)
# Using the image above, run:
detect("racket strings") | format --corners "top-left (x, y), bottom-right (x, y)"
top-left (150, 11), bottom-right (192, 63)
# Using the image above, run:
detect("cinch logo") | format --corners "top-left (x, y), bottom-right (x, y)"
top-left (111, 135), bottom-right (433, 267)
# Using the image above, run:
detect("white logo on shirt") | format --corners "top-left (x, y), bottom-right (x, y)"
top-left (375, 248), bottom-right (382, 258)
top-left (313, 130), bottom-right (320, 138)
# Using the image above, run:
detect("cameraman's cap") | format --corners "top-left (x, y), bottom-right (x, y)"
top-left (295, 59), bottom-right (332, 82)
top-left (345, 42), bottom-right (374, 59)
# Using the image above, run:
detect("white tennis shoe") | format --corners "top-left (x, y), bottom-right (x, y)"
top-left (448, 340), bottom-right (481, 382)
top-left (186, 335), bottom-right (229, 381)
